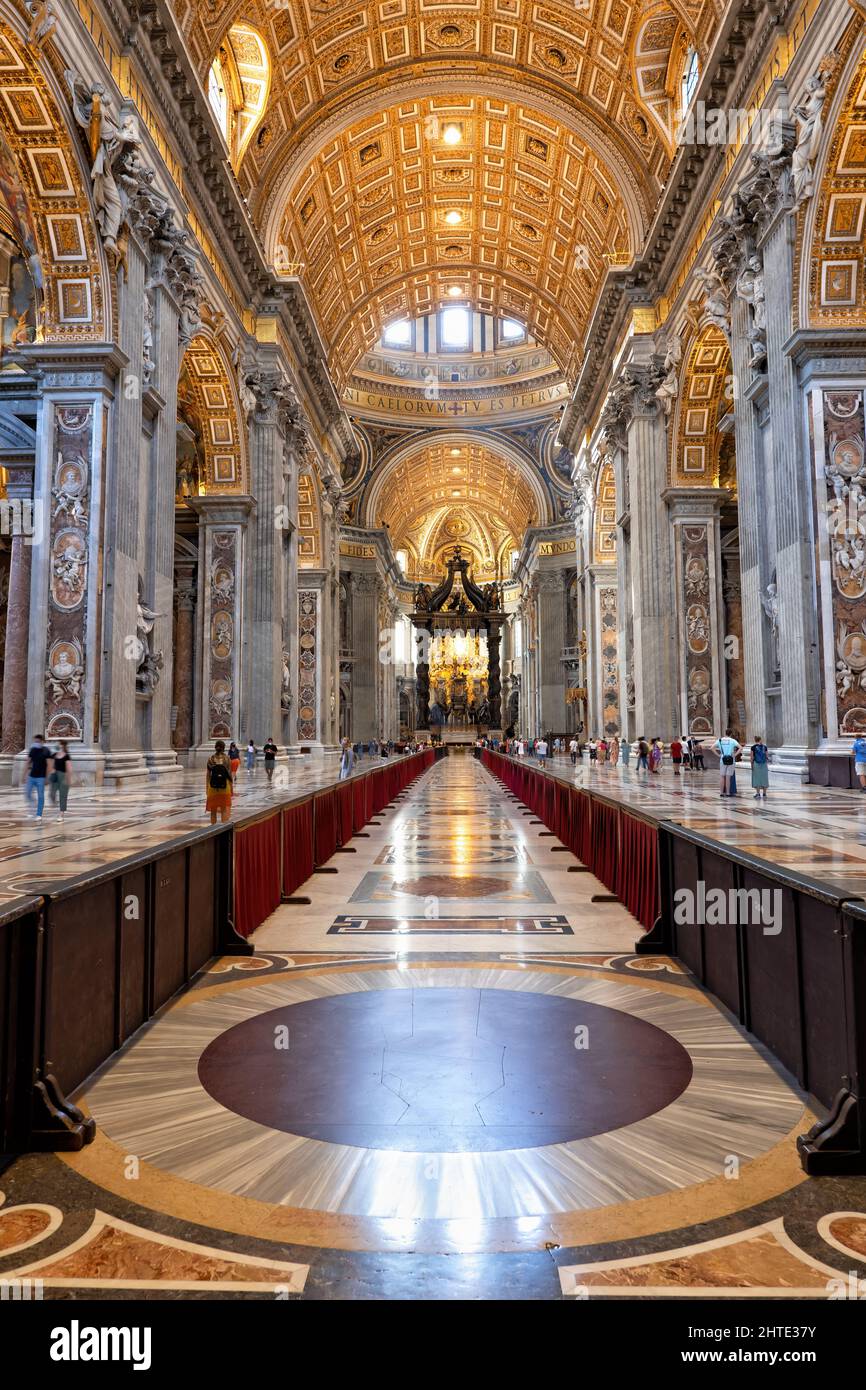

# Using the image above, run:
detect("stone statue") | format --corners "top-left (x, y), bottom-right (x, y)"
top-left (694, 266), bottom-right (731, 338)
top-left (27, 1), bottom-right (56, 49)
top-left (792, 65), bottom-right (832, 207)
top-left (761, 580), bottom-right (781, 673)
top-left (655, 334), bottom-right (683, 416)
top-left (281, 649), bottom-right (292, 710)
top-left (66, 70), bottom-right (142, 272)
top-left (736, 254), bottom-right (767, 369)
top-left (142, 290), bottom-right (155, 387)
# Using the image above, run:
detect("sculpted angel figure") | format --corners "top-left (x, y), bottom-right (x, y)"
top-left (792, 70), bottom-right (829, 206)
top-left (27, 1), bottom-right (56, 48)
top-left (66, 70), bottom-right (141, 271)
top-left (655, 334), bottom-right (683, 416)
top-left (694, 266), bottom-right (730, 337)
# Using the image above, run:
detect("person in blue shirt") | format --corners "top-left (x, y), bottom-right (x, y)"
top-left (714, 731), bottom-right (741, 797)
top-left (750, 736), bottom-right (770, 799)
top-left (853, 734), bottom-right (866, 792)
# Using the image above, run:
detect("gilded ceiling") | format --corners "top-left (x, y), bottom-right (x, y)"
top-left (370, 438), bottom-right (543, 576)
top-left (176, 0), bottom-right (727, 382)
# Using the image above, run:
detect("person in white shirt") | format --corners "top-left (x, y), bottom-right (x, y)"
top-left (714, 730), bottom-right (742, 797)
top-left (569, 737), bottom-right (578, 767)
top-left (537, 738), bottom-right (548, 765)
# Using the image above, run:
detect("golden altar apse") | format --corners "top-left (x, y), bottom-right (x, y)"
top-left (429, 628), bottom-right (489, 711)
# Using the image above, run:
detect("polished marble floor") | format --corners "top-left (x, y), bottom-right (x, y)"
top-left (2, 752), bottom-right (865, 1299)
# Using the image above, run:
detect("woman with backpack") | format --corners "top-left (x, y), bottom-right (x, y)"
top-left (206, 740), bottom-right (234, 823)
top-left (750, 736), bottom-right (770, 799)
top-left (228, 741), bottom-right (241, 781)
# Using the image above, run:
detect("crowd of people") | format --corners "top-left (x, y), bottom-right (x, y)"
top-left (497, 731), bottom-right (773, 799)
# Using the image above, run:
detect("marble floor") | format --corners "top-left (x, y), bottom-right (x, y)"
top-left (2, 750), bottom-right (865, 1300)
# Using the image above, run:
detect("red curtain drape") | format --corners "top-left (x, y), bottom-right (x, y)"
top-left (314, 788), bottom-right (339, 865)
top-left (336, 780), bottom-right (353, 846)
top-left (589, 799), bottom-right (619, 893)
top-left (616, 811), bottom-right (659, 931)
top-left (234, 813), bottom-right (282, 939)
top-left (282, 799), bottom-right (314, 897)
top-left (353, 775), bottom-right (368, 831)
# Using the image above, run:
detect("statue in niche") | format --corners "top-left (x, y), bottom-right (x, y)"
top-left (142, 290), bottom-right (155, 387)
top-left (736, 254), bottom-right (767, 369)
top-left (136, 579), bottom-right (164, 696)
top-left (281, 649), bottom-right (292, 711)
top-left (761, 579), bottom-right (781, 675)
top-left (694, 266), bottom-right (731, 338)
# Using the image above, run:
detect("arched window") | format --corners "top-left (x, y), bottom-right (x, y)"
top-left (682, 47), bottom-right (700, 112)
top-left (208, 59), bottom-right (229, 141)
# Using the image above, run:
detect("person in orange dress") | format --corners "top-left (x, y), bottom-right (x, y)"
top-left (206, 740), bottom-right (233, 824)
top-left (228, 741), bottom-right (241, 782)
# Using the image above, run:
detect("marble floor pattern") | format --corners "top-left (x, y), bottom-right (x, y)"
top-left (2, 751), bottom-right (866, 1299)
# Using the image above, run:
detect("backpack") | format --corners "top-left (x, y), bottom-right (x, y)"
top-left (209, 761), bottom-right (229, 790)
top-left (638, 740), bottom-right (649, 757)
top-left (752, 744), bottom-right (767, 765)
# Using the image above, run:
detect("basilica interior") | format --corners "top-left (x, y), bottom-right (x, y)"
top-left (1, 0), bottom-right (866, 1328)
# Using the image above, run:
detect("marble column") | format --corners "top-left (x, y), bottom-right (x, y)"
top-left (664, 489), bottom-right (730, 739)
top-left (619, 361), bottom-right (679, 740)
top-left (352, 570), bottom-right (380, 742)
top-left (171, 571), bottom-right (196, 756)
top-left (537, 569), bottom-right (566, 735)
top-left (189, 496), bottom-right (253, 762)
top-left (0, 465), bottom-right (33, 770)
top-left (247, 374), bottom-right (286, 748)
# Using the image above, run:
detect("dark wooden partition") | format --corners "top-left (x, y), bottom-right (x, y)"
top-left (653, 823), bottom-right (866, 1174)
top-left (0, 895), bottom-right (43, 1156)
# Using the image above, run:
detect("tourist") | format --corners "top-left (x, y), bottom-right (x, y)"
top-left (620, 736), bottom-right (630, 768)
top-left (750, 736), bottom-right (770, 799)
top-left (855, 732), bottom-right (866, 792)
top-left (649, 738), bottom-right (663, 774)
top-left (263, 735), bottom-right (278, 783)
top-left (636, 736), bottom-right (649, 773)
top-left (245, 739), bottom-right (256, 775)
top-left (714, 730), bottom-right (741, 797)
top-left (537, 736), bottom-right (548, 766)
top-left (25, 734), bottom-right (51, 822)
top-left (339, 737), bottom-right (355, 780)
top-left (598, 737), bottom-right (608, 765)
top-left (670, 735), bottom-right (683, 776)
top-left (206, 740), bottom-right (233, 824)
top-left (609, 735), bottom-right (620, 767)
top-left (692, 739), bottom-right (706, 771)
top-left (588, 737), bottom-right (598, 764)
top-left (569, 735), bottom-right (578, 767)
top-left (52, 740), bottom-right (72, 822)
top-left (228, 741), bottom-right (241, 781)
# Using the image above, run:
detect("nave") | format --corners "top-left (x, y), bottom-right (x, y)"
top-left (1, 755), bottom-right (864, 1302)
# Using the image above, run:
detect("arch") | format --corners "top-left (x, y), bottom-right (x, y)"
top-left (208, 22), bottom-right (271, 171)
top-left (803, 30), bottom-right (866, 330)
top-left (0, 18), bottom-right (107, 342)
top-left (630, 6), bottom-right (693, 153)
top-left (360, 429), bottom-right (553, 534)
top-left (670, 324), bottom-right (731, 487)
top-left (593, 459), bottom-right (617, 565)
top-left (270, 92), bottom-right (637, 389)
top-left (177, 332), bottom-right (248, 494)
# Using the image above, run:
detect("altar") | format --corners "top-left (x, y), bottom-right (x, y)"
top-left (411, 547), bottom-right (504, 735)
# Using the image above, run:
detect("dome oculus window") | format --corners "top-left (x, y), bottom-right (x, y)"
top-left (499, 317), bottom-right (526, 345)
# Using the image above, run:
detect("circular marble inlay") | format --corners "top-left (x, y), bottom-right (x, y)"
top-left (198, 987), bottom-right (692, 1152)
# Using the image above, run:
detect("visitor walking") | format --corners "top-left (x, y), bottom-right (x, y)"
top-left (589, 737), bottom-right (598, 764)
top-left (52, 740), bottom-right (72, 822)
top-left (569, 736), bottom-right (578, 767)
top-left (670, 736), bottom-right (683, 776)
top-left (714, 730), bottom-right (741, 797)
top-left (246, 740), bottom-right (256, 774)
top-left (598, 738), bottom-right (608, 766)
top-left (206, 740), bottom-right (233, 824)
top-left (649, 738), bottom-right (663, 774)
top-left (692, 739), bottom-right (706, 771)
top-left (855, 733), bottom-right (866, 792)
top-left (620, 736), bottom-right (630, 768)
top-left (537, 736), bottom-right (548, 766)
top-left (636, 737), bottom-right (649, 773)
top-left (228, 742), bottom-right (241, 781)
top-left (25, 735), bottom-right (51, 822)
top-left (750, 736), bottom-right (770, 799)
top-left (609, 735), bottom-right (620, 767)
top-left (339, 737), bottom-right (355, 780)
top-left (263, 736), bottom-right (278, 783)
